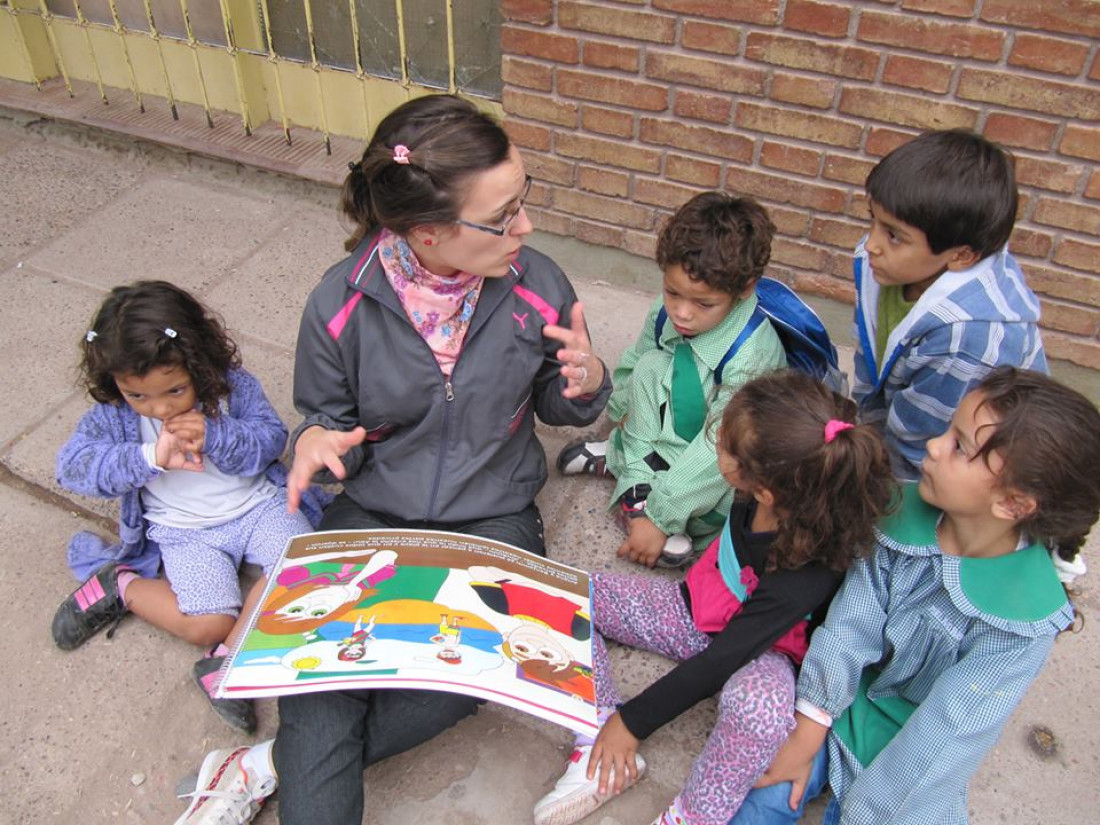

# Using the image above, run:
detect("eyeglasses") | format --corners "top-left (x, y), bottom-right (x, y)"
top-left (455, 175), bottom-right (533, 236)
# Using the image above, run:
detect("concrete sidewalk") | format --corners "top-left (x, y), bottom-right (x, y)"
top-left (0, 112), bottom-right (1096, 825)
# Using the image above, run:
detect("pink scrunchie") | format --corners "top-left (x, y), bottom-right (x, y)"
top-left (393, 144), bottom-right (411, 165)
top-left (824, 420), bottom-right (854, 444)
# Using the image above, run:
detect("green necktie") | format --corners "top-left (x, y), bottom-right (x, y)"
top-left (671, 342), bottom-right (706, 442)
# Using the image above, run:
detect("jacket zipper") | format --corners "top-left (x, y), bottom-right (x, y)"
top-left (426, 377), bottom-right (455, 519)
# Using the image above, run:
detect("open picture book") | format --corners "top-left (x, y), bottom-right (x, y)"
top-left (216, 528), bottom-right (598, 735)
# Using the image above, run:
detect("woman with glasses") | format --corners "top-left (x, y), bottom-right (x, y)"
top-left (174, 94), bottom-right (610, 825)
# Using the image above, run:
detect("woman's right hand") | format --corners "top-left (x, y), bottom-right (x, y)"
top-left (286, 425), bottom-right (367, 513)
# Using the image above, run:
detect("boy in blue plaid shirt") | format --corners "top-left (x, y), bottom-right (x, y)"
top-left (850, 129), bottom-right (1046, 480)
top-left (729, 368), bottom-right (1099, 825)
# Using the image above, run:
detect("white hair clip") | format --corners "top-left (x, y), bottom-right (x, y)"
top-left (85, 330), bottom-right (98, 342)
top-left (1051, 550), bottom-right (1087, 585)
top-left (164, 327), bottom-right (178, 339)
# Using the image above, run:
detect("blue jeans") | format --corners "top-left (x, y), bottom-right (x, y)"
top-left (273, 494), bottom-right (545, 825)
top-left (728, 743), bottom-right (838, 825)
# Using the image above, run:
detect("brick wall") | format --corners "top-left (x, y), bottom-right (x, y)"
top-left (500, 0), bottom-right (1100, 369)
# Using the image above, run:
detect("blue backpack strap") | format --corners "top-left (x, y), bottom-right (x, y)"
top-left (714, 307), bottom-right (766, 385)
top-left (654, 305), bottom-right (668, 350)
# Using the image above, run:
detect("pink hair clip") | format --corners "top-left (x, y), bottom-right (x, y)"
top-left (393, 144), bottom-right (411, 165)
top-left (824, 420), bottom-right (854, 444)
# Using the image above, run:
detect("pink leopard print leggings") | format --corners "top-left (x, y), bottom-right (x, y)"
top-left (591, 572), bottom-right (797, 825)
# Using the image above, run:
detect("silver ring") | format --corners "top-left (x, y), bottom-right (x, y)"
top-left (577, 366), bottom-right (588, 384)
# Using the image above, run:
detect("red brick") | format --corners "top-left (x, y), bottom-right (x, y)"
top-left (527, 207), bottom-right (573, 236)
top-left (558, 70), bottom-right (669, 112)
top-left (1023, 263), bottom-right (1100, 304)
top-left (736, 102), bottom-right (863, 149)
top-left (522, 151), bottom-right (575, 186)
top-left (789, 269), bottom-right (856, 304)
top-left (503, 89), bottom-right (578, 127)
top-left (1008, 33), bottom-right (1089, 76)
top-left (666, 156), bottom-right (722, 187)
top-left (1054, 238), bottom-right (1100, 275)
top-left (1092, 52), bottom-right (1100, 81)
top-left (745, 32), bottom-right (879, 80)
top-left (784, 0), bottom-right (851, 38)
top-left (574, 219), bottom-right (626, 248)
top-left (840, 87), bottom-right (979, 130)
top-left (1013, 156), bottom-right (1085, 194)
top-left (580, 105), bottom-right (635, 138)
top-left (772, 238), bottom-right (831, 270)
top-left (883, 55), bottom-right (954, 94)
top-left (502, 0), bottom-right (553, 25)
top-left (1059, 125), bottom-right (1100, 162)
top-left (646, 51), bottom-right (767, 95)
top-left (673, 90), bottom-right (733, 124)
top-left (983, 113), bottom-right (1058, 152)
top-left (958, 68), bottom-right (1100, 120)
top-left (623, 229), bottom-right (659, 261)
top-left (770, 207), bottom-right (811, 237)
top-left (639, 118), bottom-right (754, 162)
top-left (583, 42), bottom-right (641, 73)
top-left (559, 1), bottom-right (677, 43)
top-left (865, 127), bottom-right (920, 157)
top-left (652, 0), bottom-right (780, 25)
top-left (1032, 198), bottom-right (1100, 234)
top-left (1007, 227), bottom-right (1054, 258)
top-left (844, 191), bottom-right (872, 220)
top-left (823, 153), bottom-right (875, 185)
top-left (577, 166), bottom-right (630, 197)
top-left (982, 0), bottom-right (1100, 40)
top-left (1087, 170), bottom-right (1100, 201)
top-left (501, 57), bottom-right (553, 92)
top-left (760, 141), bottom-right (823, 176)
top-left (556, 133), bottom-right (662, 173)
top-left (900, 0), bottom-right (977, 17)
top-left (554, 188), bottom-right (655, 229)
top-left (725, 167), bottom-right (848, 212)
top-left (506, 121), bottom-right (552, 152)
top-left (810, 216), bottom-right (867, 249)
top-left (635, 177), bottom-right (703, 210)
top-left (500, 27), bottom-right (580, 64)
top-left (858, 11), bottom-right (1004, 61)
top-left (1040, 300), bottom-right (1100, 337)
top-left (681, 20), bottom-right (741, 55)
top-left (769, 73), bottom-right (837, 109)
top-left (1042, 330), bottom-right (1100, 370)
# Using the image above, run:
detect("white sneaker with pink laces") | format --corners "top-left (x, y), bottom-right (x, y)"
top-left (174, 746), bottom-right (276, 825)
top-left (533, 744), bottom-right (647, 825)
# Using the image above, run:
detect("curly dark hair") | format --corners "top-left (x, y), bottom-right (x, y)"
top-left (341, 94), bottom-right (512, 251)
top-left (971, 367), bottom-right (1100, 564)
top-left (718, 371), bottom-right (897, 572)
top-left (656, 191), bottom-right (775, 296)
top-left (79, 281), bottom-right (240, 416)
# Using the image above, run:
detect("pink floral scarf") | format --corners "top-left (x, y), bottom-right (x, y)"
top-left (377, 229), bottom-right (483, 378)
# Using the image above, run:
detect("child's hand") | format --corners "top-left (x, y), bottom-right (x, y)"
top-left (287, 425), bottom-right (367, 512)
top-left (154, 425), bottom-right (205, 472)
top-left (754, 712), bottom-right (829, 810)
top-left (543, 302), bottom-right (606, 399)
top-left (616, 516), bottom-right (666, 567)
top-left (163, 410), bottom-right (206, 456)
top-left (587, 712), bottom-right (641, 796)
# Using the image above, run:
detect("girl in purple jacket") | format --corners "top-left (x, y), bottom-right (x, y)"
top-left (52, 280), bottom-right (315, 733)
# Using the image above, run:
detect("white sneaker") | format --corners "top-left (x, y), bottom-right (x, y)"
top-left (174, 746), bottom-right (276, 825)
top-left (533, 744), bottom-right (647, 825)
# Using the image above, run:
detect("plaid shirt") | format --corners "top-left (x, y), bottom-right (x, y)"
top-left (606, 294), bottom-right (785, 539)
top-left (852, 241), bottom-right (1047, 481)
top-left (798, 485), bottom-right (1073, 825)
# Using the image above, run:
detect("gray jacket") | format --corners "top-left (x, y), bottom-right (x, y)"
top-left (293, 231), bottom-right (611, 523)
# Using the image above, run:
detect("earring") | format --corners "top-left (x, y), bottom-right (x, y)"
top-left (423, 238), bottom-right (434, 246)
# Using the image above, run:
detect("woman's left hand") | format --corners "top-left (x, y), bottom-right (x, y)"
top-left (588, 712), bottom-right (641, 796)
top-left (543, 302), bottom-right (606, 399)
